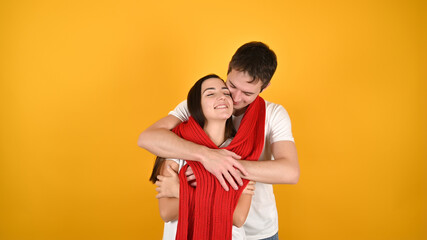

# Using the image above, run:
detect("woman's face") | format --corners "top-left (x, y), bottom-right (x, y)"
top-left (200, 78), bottom-right (233, 122)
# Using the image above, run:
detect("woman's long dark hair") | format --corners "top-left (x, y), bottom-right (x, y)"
top-left (149, 74), bottom-right (236, 183)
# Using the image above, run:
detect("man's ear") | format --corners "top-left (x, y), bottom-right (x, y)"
top-left (260, 82), bottom-right (271, 93)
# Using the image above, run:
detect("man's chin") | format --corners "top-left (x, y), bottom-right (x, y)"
top-left (233, 105), bottom-right (243, 111)
top-left (233, 105), bottom-right (248, 116)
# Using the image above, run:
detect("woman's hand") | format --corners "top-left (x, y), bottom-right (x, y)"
top-left (242, 181), bottom-right (256, 195)
top-left (155, 165), bottom-right (180, 199)
top-left (185, 166), bottom-right (197, 187)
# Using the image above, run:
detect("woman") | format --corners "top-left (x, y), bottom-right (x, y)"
top-left (150, 74), bottom-right (264, 239)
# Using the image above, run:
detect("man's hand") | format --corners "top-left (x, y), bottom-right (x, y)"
top-left (200, 148), bottom-right (247, 191)
top-left (155, 166), bottom-right (180, 199)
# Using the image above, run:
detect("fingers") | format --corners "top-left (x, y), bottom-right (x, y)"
top-left (228, 167), bottom-right (244, 186)
top-left (222, 149), bottom-right (246, 176)
top-left (155, 187), bottom-right (164, 198)
top-left (245, 190), bottom-right (255, 196)
top-left (242, 184), bottom-right (255, 195)
top-left (216, 174), bottom-right (229, 191)
top-left (222, 172), bottom-right (238, 191)
top-left (223, 149), bottom-right (241, 160)
top-left (155, 180), bottom-right (161, 187)
top-left (155, 192), bottom-right (163, 199)
top-left (185, 166), bottom-right (194, 176)
top-left (185, 166), bottom-right (197, 184)
top-left (232, 160), bottom-right (248, 177)
top-left (187, 175), bottom-right (196, 182)
top-left (243, 181), bottom-right (255, 189)
top-left (230, 152), bottom-right (241, 160)
top-left (185, 169), bottom-right (196, 183)
top-left (242, 180), bottom-right (256, 195)
top-left (167, 165), bottom-right (177, 176)
top-left (242, 189), bottom-right (254, 195)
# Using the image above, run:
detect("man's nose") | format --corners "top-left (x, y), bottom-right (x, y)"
top-left (232, 91), bottom-right (241, 102)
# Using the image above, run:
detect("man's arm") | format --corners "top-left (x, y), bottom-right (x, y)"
top-left (138, 115), bottom-right (248, 191)
top-left (138, 115), bottom-right (204, 161)
top-left (238, 140), bottom-right (299, 184)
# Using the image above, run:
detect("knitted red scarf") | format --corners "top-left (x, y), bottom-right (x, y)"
top-left (173, 96), bottom-right (265, 240)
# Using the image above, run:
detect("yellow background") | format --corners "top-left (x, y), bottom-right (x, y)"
top-left (1, 0), bottom-right (426, 239)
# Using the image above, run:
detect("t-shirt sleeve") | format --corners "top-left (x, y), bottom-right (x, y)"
top-left (165, 158), bottom-right (186, 172)
top-left (168, 100), bottom-right (190, 122)
top-left (268, 103), bottom-right (295, 143)
top-left (166, 158), bottom-right (180, 165)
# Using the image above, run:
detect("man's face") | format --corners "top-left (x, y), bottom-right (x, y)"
top-left (226, 69), bottom-right (263, 115)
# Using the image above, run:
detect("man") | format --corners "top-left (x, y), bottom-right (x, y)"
top-left (139, 42), bottom-right (299, 239)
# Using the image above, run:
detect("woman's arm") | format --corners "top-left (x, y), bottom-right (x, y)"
top-left (233, 181), bottom-right (255, 227)
top-left (156, 162), bottom-right (254, 226)
top-left (155, 160), bottom-right (180, 222)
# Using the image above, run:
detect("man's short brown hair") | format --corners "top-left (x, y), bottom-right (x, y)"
top-left (228, 41), bottom-right (277, 90)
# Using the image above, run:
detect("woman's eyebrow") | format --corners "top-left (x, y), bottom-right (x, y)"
top-left (202, 87), bottom-right (216, 93)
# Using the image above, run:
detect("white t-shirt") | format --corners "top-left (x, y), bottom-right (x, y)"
top-left (162, 139), bottom-right (247, 240)
top-left (169, 100), bottom-right (294, 240)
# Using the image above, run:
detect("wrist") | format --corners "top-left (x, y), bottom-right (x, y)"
top-left (237, 160), bottom-right (251, 180)
top-left (195, 145), bottom-right (209, 164)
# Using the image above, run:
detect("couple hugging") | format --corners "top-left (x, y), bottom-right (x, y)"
top-left (139, 42), bottom-right (300, 240)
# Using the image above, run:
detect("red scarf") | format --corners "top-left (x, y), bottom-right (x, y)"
top-left (173, 96), bottom-right (266, 240)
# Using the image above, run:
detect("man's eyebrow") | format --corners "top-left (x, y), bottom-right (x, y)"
top-left (202, 87), bottom-right (215, 93)
top-left (229, 80), bottom-right (254, 94)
